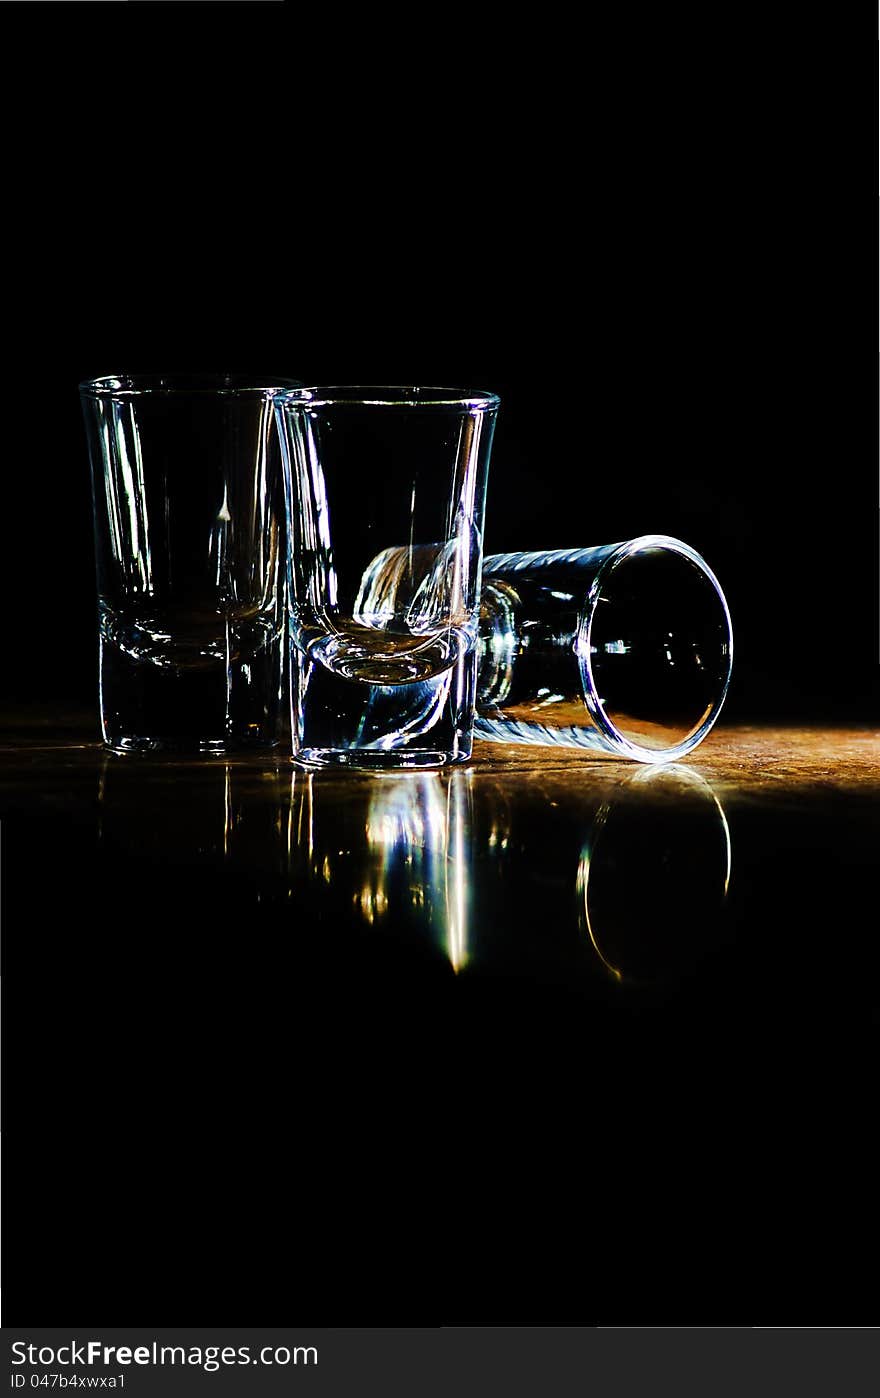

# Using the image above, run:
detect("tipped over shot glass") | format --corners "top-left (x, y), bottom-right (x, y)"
top-left (476, 536), bottom-right (733, 762)
top-left (274, 386), bottom-right (499, 769)
top-left (81, 372), bottom-right (300, 753)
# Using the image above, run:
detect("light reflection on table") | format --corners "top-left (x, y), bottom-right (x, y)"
top-left (94, 753), bottom-right (732, 991)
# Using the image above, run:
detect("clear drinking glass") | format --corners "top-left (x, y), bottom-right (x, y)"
top-left (274, 387), bottom-right (499, 769)
top-left (81, 373), bottom-right (300, 753)
top-left (476, 536), bottom-right (733, 761)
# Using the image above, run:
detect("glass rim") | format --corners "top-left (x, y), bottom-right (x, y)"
top-left (79, 373), bottom-right (303, 398)
top-left (273, 385), bottom-right (501, 410)
top-left (577, 533), bottom-right (734, 764)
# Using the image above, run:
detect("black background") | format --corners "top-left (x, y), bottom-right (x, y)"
top-left (3, 18), bottom-right (876, 725)
top-left (2, 3), bottom-right (877, 1334)
top-left (10, 298), bottom-right (879, 725)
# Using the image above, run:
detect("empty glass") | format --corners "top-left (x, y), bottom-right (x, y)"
top-left (274, 387), bottom-right (499, 769)
top-left (476, 536), bottom-right (733, 761)
top-left (361, 535), bottom-right (732, 762)
top-left (81, 373), bottom-right (299, 753)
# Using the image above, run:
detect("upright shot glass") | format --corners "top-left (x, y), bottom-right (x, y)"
top-left (274, 386), bottom-right (499, 768)
top-left (81, 372), bottom-right (300, 752)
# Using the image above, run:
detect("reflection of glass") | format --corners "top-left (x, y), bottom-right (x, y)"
top-left (477, 537), bottom-right (732, 761)
top-left (97, 754), bottom-right (288, 879)
top-left (286, 769), bottom-right (471, 969)
top-left (81, 373), bottom-right (298, 753)
top-left (577, 765), bottom-right (731, 985)
top-left (466, 764), bottom-right (731, 988)
top-left (274, 387), bottom-right (498, 769)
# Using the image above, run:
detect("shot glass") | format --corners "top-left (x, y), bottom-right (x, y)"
top-left (476, 536), bottom-right (733, 762)
top-left (81, 372), bottom-right (300, 753)
top-left (274, 387), bottom-right (499, 769)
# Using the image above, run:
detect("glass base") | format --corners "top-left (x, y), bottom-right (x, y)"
top-left (98, 627), bottom-right (284, 756)
top-left (294, 744), bottom-right (470, 771)
top-left (106, 736), bottom-right (282, 757)
top-left (291, 644), bottom-right (478, 773)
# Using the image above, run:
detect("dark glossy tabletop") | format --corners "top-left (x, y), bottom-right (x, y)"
top-left (2, 713), bottom-right (878, 1326)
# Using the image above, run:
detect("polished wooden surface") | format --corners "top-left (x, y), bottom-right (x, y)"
top-left (3, 711), bottom-right (878, 787)
top-left (2, 714), bottom-right (878, 1326)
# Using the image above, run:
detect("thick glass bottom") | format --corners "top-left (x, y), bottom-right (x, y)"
top-left (106, 735), bottom-right (279, 756)
top-left (291, 642), bottom-right (478, 773)
top-left (99, 627), bottom-right (284, 755)
top-left (294, 744), bottom-right (470, 771)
